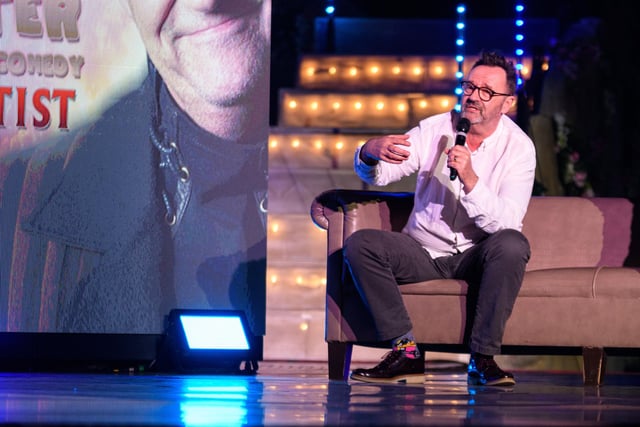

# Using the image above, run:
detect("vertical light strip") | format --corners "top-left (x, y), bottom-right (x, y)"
top-left (454, 4), bottom-right (466, 112)
top-left (514, 3), bottom-right (525, 88)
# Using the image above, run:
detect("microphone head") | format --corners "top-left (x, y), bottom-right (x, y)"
top-left (456, 117), bottom-right (471, 133)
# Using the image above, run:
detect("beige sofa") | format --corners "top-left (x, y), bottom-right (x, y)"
top-left (310, 189), bottom-right (640, 386)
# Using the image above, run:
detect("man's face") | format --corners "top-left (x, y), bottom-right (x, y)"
top-left (461, 65), bottom-right (514, 128)
top-left (125, 0), bottom-right (270, 109)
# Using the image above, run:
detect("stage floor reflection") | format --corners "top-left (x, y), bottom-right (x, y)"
top-left (1, 362), bottom-right (639, 426)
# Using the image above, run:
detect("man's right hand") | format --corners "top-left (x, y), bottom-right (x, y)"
top-left (359, 134), bottom-right (411, 165)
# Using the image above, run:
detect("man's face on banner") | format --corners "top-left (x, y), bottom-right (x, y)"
top-left (124, 0), bottom-right (270, 111)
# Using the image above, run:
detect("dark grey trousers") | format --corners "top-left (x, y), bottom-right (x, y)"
top-left (343, 228), bottom-right (531, 355)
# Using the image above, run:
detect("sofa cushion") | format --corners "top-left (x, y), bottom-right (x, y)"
top-left (399, 267), bottom-right (640, 299)
top-left (523, 197), bottom-right (633, 270)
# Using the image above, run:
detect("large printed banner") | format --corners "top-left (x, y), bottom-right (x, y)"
top-left (0, 1), bottom-right (270, 338)
top-left (0, 1), bottom-right (147, 154)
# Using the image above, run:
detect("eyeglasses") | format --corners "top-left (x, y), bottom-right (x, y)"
top-left (461, 81), bottom-right (512, 102)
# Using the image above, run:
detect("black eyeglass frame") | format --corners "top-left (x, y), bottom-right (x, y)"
top-left (460, 80), bottom-right (513, 102)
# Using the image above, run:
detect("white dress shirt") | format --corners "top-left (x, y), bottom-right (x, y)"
top-left (354, 111), bottom-right (537, 258)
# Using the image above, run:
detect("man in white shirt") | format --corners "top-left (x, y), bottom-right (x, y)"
top-left (344, 50), bottom-right (536, 386)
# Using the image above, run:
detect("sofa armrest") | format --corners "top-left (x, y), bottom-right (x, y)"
top-left (311, 189), bottom-right (415, 246)
top-left (310, 189), bottom-right (414, 342)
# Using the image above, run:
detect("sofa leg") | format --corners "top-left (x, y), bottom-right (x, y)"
top-left (328, 342), bottom-right (353, 381)
top-left (582, 346), bottom-right (606, 386)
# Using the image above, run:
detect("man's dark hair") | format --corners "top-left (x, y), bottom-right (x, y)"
top-left (471, 50), bottom-right (517, 95)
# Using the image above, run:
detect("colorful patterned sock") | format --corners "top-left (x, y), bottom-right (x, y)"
top-left (392, 336), bottom-right (421, 359)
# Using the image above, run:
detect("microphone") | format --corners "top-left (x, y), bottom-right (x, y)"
top-left (449, 117), bottom-right (471, 181)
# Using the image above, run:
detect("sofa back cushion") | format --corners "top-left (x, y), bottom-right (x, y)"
top-left (523, 197), bottom-right (634, 270)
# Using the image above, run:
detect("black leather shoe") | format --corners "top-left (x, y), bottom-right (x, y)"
top-left (467, 354), bottom-right (515, 386)
top-left (350, 351), bottom-right (425, 384)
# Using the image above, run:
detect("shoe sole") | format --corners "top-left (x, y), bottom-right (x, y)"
top-left (350, 373), bottom-right (425, 384)
top-left (467, 376), bottom-right (516, 386)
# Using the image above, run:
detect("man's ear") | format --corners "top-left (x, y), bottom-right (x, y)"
top-left (501, 95), bottom-right (516, 115)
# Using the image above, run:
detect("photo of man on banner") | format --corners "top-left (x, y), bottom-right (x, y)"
top-left (0, 0), bottom-right (271, 340)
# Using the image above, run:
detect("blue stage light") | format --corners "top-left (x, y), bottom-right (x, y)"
top-left (325, 0), bottom-right (335, 15)
top-left (160, 309), bottom-right (261, 374)
top-left (180, 314), bottom-right (250, 351)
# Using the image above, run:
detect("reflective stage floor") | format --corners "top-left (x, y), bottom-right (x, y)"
top-left (2, 361), bottom-right (640, 426)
